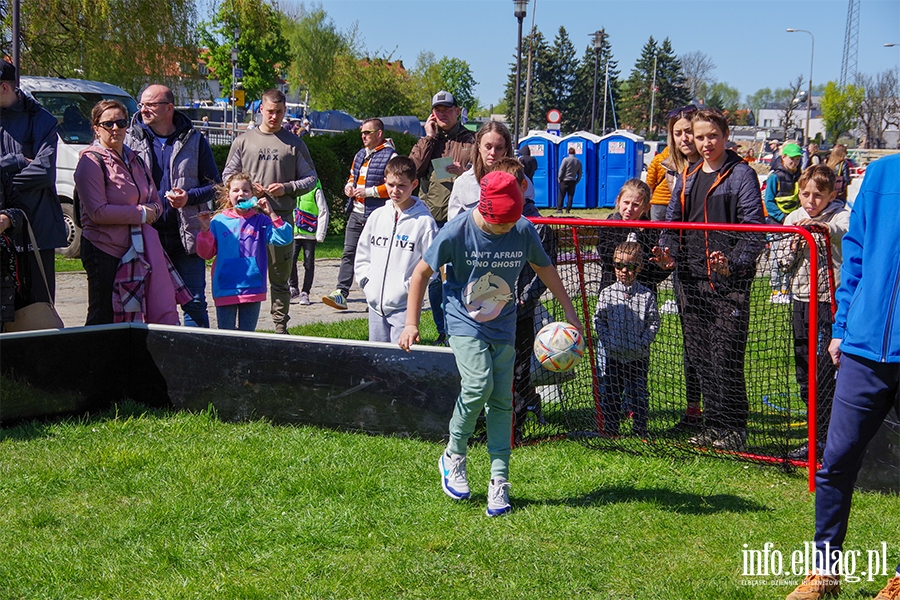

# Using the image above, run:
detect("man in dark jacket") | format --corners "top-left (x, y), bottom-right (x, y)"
top-left (409, 91), bottom-right (475, 342)
top-left (126, 84), bottom-right (221, 327)
top-left (0, 60), bottom-right (67, 303)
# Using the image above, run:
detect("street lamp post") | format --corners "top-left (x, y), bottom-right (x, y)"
top-left (231, 26), bottom-right (240, 141)
top-left (787, 28), bottom-right (814, 145)
top-left (513, 0), bottom-right (528, 146)
top-left (590, 30), bottom-right (604, 135)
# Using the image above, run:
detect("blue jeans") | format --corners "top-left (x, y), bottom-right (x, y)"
top-left (216, 302), bottom-right (261, 332)
top-left (170, 252), bottom-right (209, 327)
top-left (447, 336), bottom-right (516, 480)
top-left (814, 352), bottom-right (900, 573)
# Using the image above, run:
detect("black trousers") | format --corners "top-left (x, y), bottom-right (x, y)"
top-left (81, 236), bottom-right (120, 326)
top-left (289, 238), bottom-right (317, 293)
top-left (676, 276), bottom-right (751, 432)
top-left (792, 299), bottom-right (836, 440)
top-left (557, 181), bottom-right (577, 211)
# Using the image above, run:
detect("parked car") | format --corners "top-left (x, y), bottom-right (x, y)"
top-left (17, 77), bottom-right (138, 258)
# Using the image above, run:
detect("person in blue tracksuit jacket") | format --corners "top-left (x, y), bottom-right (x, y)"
top-left (785, 153), bottom-right (900, 600)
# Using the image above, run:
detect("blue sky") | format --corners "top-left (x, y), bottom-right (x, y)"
top-left (282, 0), bottom-right (900, 111)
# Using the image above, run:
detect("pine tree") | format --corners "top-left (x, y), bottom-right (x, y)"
top-left (619, 37), bottom-right (658, 136)
top-left (545, 27), bottom-right (578, 129)
top-left (652, 38), bottom-right (690, 136)
top-left (504, 28), bottom-right (553, 134)
top-left (564, 33), bottom-right (620, 134)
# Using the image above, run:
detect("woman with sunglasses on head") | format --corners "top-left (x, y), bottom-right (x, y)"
top-left (646, 105), bottom-right (703, 222)
top-left (74, 100), bottom-right (182, 325)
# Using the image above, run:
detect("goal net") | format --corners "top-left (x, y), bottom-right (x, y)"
top-left (514, 218), bottom-right (836, 478)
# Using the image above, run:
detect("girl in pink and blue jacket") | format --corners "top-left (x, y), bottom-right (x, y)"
top-left (197, 173), bottom-right (293, 331)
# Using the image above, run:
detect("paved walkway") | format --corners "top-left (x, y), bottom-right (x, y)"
top-left (54, 258), bottom-right (376, 331)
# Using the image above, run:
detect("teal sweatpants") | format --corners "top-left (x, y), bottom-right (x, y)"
top-left (447, 335), bottom-right (516, 480)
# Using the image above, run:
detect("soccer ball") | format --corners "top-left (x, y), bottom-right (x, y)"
top-left (534, 321), bottom-right (585, 373)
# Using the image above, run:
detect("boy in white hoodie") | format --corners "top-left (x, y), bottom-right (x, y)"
top-left (355, 156), bottom-right (439, 343)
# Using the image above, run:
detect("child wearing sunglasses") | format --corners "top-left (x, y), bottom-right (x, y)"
top-left (593, 241), bottom-right (660, 437)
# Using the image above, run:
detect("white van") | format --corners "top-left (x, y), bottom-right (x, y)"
top-left (642, 140), bottom-right (667, 171)
top-left (17, 77), bottom-right (138, 257)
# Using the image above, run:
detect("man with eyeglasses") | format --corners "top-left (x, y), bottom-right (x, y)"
top-left (222, 88), bottom-right (317, 334)
top-left (0, 60), bottom-right (67, 305)
top-left (125, 84), bottom-right (221, 327)
top-left (322, 119), bottom-right (396, 310)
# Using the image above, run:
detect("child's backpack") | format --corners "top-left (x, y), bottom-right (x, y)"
top-left (293, 179), bottom-right (322, 236)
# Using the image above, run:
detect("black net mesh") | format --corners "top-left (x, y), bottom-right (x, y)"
top-left (513, 218), bottom-right (837, 470)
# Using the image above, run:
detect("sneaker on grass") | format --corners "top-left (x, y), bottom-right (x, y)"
top-left (439, 452), bottom-right (470, 500)
top-left (785, 572), bottom-right (840, 599)
top-left (322, 290), bottom-right (347, 310)
top-left (486, 478), bottom-right (511, 517)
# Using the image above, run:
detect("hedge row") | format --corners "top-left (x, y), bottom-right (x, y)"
top-left (211, 130), bottom-right (418, 235)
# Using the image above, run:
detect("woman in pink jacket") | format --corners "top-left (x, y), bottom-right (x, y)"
top-left (74, 100), bottom-right (182, 325)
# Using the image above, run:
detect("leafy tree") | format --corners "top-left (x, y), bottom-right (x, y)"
top-left (438, 57), bottom-right (479, 115)
top-left (328, 54), bottom-right (417, 118)
top-left (820, 81), bottom-right (865, 142)
top-left (705, 82), bottom-right (741, 114)
top-left (409, 51), bottom-right (443, 117)
top-left (282, 6), bottom-right (355, 111)
top-left (199, 0), bottom-right (290, 104)
top-left (747, 87), bottom-right (774, 122)
top-left (4, 0), bottom-right (199, 97)
top-left (408, 52), bottom-right (479, 119)
top-left (680, 50), bottom-right (716, 101)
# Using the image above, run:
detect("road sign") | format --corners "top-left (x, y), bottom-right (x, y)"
top-left (234, 90), bottom-right (245, 107)
top-left (546, 108), bottom-right (562, 124)
top-left (547, 129), bottom-right (560, 137)
top-left (234, 68), bottom-right (243, 79)
top-left (547, 122), bottom-right (560, 130)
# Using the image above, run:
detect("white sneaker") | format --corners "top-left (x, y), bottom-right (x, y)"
top-left (439, 452), bottom-right (470, 500)
top-left (486, 478), bottom-right (512, 516)
top-left (298, 292), bottom-right (310, 306)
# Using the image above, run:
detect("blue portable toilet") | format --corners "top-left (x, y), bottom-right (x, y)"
top-left (559, 131), bottom-right (603, 209)
top-left (597, 130), bottom-right (644, 208)
top-left (518, 131), bottom-right (560, 209)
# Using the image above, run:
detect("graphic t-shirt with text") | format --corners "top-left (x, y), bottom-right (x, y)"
top-left (424, 212), bottom-right (551, 345)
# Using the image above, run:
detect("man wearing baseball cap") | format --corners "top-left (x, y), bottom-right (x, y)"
top-left (0, 60), bottom-right (67, 304)
top-left (398, 171), bottom-right (582, 517)
top-left (408, 90), bottom-right (476, 342)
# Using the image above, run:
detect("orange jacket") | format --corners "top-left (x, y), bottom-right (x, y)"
top-left (646, 146), bottom-right (673, 206)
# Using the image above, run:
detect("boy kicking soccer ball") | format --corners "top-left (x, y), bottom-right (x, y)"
top-left (398, 171), bottom-right (582, 516)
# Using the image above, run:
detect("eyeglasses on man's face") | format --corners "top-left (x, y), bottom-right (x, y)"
top-left (138, 101), bottom-right (170, 110)
top-left (361, 129), bottom-right (381, 136)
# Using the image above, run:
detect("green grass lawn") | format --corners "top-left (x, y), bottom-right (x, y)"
top-left (1, 402), bottom-right (898, 599)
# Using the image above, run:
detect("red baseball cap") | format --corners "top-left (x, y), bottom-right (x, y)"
top-left (478, 171), bottom-right (524, 224)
